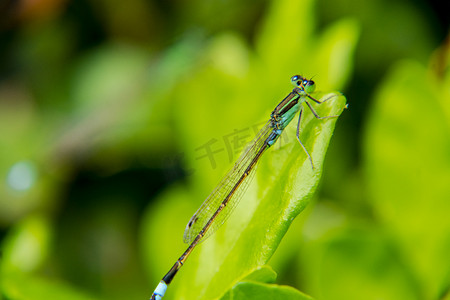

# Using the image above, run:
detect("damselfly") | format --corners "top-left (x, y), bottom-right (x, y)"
top-left (150, 75), bottom-right (340, 299)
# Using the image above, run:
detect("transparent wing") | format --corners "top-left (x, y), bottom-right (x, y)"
top-left (183, 120), bottom-right (274, 244)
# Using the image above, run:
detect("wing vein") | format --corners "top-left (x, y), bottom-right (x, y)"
top-left (183, 120), bottom-right (274, 244)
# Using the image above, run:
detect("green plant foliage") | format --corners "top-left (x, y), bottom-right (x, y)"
top-left (2, 274), bottom-right (98, 300)
top-left (144, 92), bottom-right (347, 300)
top-left (0, 217), bottom-right (98, 300)
top-left (142, 0), bottom-right (356, 297)
top-left (239, 266), bottom-right (278, 283)
top-left (364, 59), bottom-right (450, 299)
top-left (297, 224), bottom-right (422, 300)
top-left (221, 281), bottom-right (313, 300)
top-left (283, 47), bottom-right (450, 300)
top-left (219, 266), bottom-right (313, 300)
top-left (2, 0), bottom-right (447, 298)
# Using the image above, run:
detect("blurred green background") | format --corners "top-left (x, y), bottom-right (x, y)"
top-left (1, 0), bottom-right (449, 299)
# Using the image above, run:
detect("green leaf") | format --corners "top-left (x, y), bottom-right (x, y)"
top-left (1, 215), bottom-right (52, 274)
top-left (0, 216), bottom-right (98, 300)
top-left (219, 265), bottom-right (314, 300)
top-left (143, 0), bottom-right (358, 298)
top-left (2, 274), bottom-right (97, 300)
top-left (255, 0), bottom-right (314, 70)
top-left (221, 281), bottom-right (313, 300)
top-left (296, 223), bottom-right (421, 300)
top-left (313, 18), bottom-right (359, 91)
top-left (364, 60), bottom-right (450, 299)
top-left (166, 93), bottom-right (346, 300)
top-left (239, 266), bottom-right (277, 284)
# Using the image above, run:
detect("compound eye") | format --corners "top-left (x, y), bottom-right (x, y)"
top-left (290, 75), bottom-right (302, 87)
